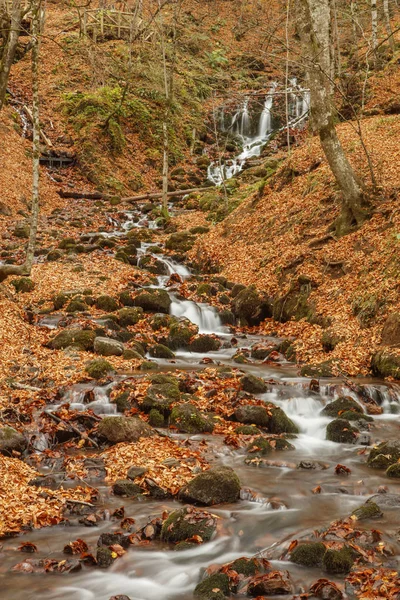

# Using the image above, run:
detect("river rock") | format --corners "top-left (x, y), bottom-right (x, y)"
top-left (96, 547), bottom-right (115, 568)
top-left (321, 397), bottom-right (363, 417)
top-left (231, 286), bottom-right (267, 324)
top-left (97, 532), bottom-right (130, 548)
top-left (235, 404), bottom-right (299, 434)
top-left (351, 501), bottom-right (383, 520)
top-left (97, 416), bottom-right (154, 444)
top-left (371, 349), bottom-right (400, 379)
top-left (149, 344), bottom-right (175, 359)
top-left (366, 493), bottom-right (400, 508)
top-left (165, 231), bottom-right (195, 253)
top-left (112, 479), bottom-right (142, 497)
top-left (291, 542), bottom-right (326, 567)
top-left (189, 335), bottom-right (221, 353)
top-left (141, 381), bottom-right (180, 414)
top-left (169, 403), bottom-right (214, 434)
top-left (0, 426), bottom-right (26, 455)
top-left (95, 295), bottom-right (119, 312)
top-left (127, 465), bottom-right (147, 479)
top-left (326, 419), bottom-right (359, 444)
top-left (160, 506), bottom-right (217, 543)
top-left (85, 358), bottom-right (114, 379)
top-left (240, 373), bottom-right (267, 394)
top-left (247, 570), bottom-right (293, 596)
top-left (166, 318), bottom-right (198, 349)
top-left (94, 336), bottom-right (125, 357)
top-left (49, 329), bottom-right (96, 351)
top-left (179, 466), bottom-right (240, 506)
top-left (368, 440), bottom-right (400, 468)
top-left (381, 313), bottom-right (400, 346)
top-left (194, 573), bottom-right (230, 600)
top-left (322, 547), bottom-right (355, 574)
top-left (117, 307), bottom-right (143, 326)
top-left (133, 289), bottom-right (171, 313)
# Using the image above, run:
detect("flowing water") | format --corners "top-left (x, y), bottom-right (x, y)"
top-left (3, 190), bottom-right (400, 599)
top-left (207, 82), bottom-right (310, 185)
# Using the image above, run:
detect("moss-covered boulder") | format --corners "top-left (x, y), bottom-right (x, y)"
top-left (179, 466), bottom-right (240, 506)
top-left (13, 222), bottom-right (30, 238)
top-left (133, 289), bottom-right (171, 314)
top-left (96, 546), bottom-right (115, 568)
top-left (386, 463), bottom-right (400, 478)
top-left (0, 426), bottom-right (26, 455)
top-left (321, 397), bottom-right (363, 417)
top-left (148, 313), bottom-right (174, 331)
top-left (326, 419), bottom-right (359, 444)
top-left (247, 571), bottom-right (293, 596)
top-left (194, 573), bottom-right (230, 600)
top-left (165, 231), bottom-right (195, 253)
top-left (141, 382), bottom-right (180, 414)
top-left (66, 298), bottom-right (88, 313)
top-left (11, 277), bottom-right (35, 293)
top-left (112, 479), bottom-right (142, 496)
top-left (167, 318), bottom-right (198, 349)
top-left (170, 403), bottom-right (214, 434)
top-left (235, 424), bottom-right (261, 435)
top-left (300, 361), bottom-right (334, 378)
top-left (47, 249), bottom-right (63, 262)
top-left (117, 307), bottom-right (143, 326)
top-left (149, 409), bottom-right (165, 427)
top-left (149, 344), bottom-right (175, 359)
top-left (85, 358), bottom-right (114, 379)
top-left (97, 416), bottom-right (154, 444)
top-left (351, 502), bottom-right (383, 520)
top-left (246, 436), bottom-right (272, 456)
top-left (371, 349), bottom-right (400, 379)
top-left (240, 374), bottom-right (267, 394)
top-left (234, 404), bottom-right (298, 434)
top-left (231, 286), bottom-right (267, 325)
top-left (269, 406), bottom-right (299, 434)
top-left (189, 335), bottom-right (221, 353)
top-left (94, 336), bottom-right (125, 357)
top-left (49, 329), bottom-right (96, 351)
top-left (161, 506), bottom-right (217, 543)
top-left (138, 255), bottom-right (169, 275)
top-left (95, 295), bottom-right (119, 312)
top-left (322, 546), bottom-right (354, 574)
top-left (368, 440), bottom-right (400, 468)
top-left (290, 542), bottom-right (326, 567)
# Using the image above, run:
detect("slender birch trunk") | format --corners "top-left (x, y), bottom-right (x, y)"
top-left (383, 0), bottom-right (395, 51)
top-left (0, 0), bottom-right (23, 110)
top-left (371, 0), bottom-right (378, 53)
top-left (298, 0), bottom-right (368, 236)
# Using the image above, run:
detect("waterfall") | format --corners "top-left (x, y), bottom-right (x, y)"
top-left (258, 94), bottom-right (273, 138)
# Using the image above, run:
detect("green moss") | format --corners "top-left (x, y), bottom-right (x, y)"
top-left (189, 335), bottom-right (221, 353)
top-left (240, 374), bottom-right (267, 394)
top-left (341, 410), bottom-right (373, 422)
top-left (117, 307), bottom-right (143, 326)
top-left (50, 329), bottom-right (96, 351)
top-left (321, 397), bottom-right (363, 417)
top-left (386, 463), bottom-right (400, 478)
top-left (115, 391), bottom-right (131, 412)
top-left (235, 425), bottom-right (261, 435)
top-left (197, 283), bottom-right (212, 296)
top-left (368, 441), bottom-right (400, 468)
top-left (149, 409), bottom-right (165, 427)
top-left (11, 277), bottom-right (35, 293)
top-left (86, 358), bottom-right (114, 379)
top-left (112, 479), bottom-right (142, 496)
top-left (194, 573), bottom-right (230, 600)
top-left (161, 507), bottom-right (216, 543)
top-left (291, 542), bottom-right (326, 567)
top-left (351, 502), bottom-right (383, 520)
top-left (96, 295), bottom-right (119, 312)
top-left (53, 294), bottom-right (68, 310)
top-left (322, 546), bottom-right (354, 574)
top-left (149, 344), bottom-right (175, 359)
top-left (47, 249), bottom-right (63, 262)
top-left (170, 403), bottom-right (214, 434)
top-left (246, 436), bottom-right (272, 455)
top-left (66, 298), bottom-right (87, 313)
top-left (326, 419), bottom-right (359, 443)
top-left (269, 407), bottom-right (299, 434)
top-left (165, 231), bottom-right (195, 253)
top-left (372, 349), bottom-right (400, 379)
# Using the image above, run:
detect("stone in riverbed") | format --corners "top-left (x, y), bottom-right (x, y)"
top-left (117, 307), bottom-right (143, 326)
top-left (160, 506), bottom-right (217, 543)
top-left (290, 542), bottom-right (326, 567)
top-left (179, 466), bottom-right (240, 506)
top-left (133, 289), bottom-right (171, 314)
top-left (112, 479), bottom-right (142, 497)
top-left (231, 286), bottom-right (268, 325)
top-left (368, 440), bottom-right (400, 468)
top-left (240, 373), bottom-right (267, 394)
top-left (194, 573), bottom-right (230, 600)
top-left (234, 404), bottom-right (299, 434)
top-left (322, 547), bottom-right (355, 574)
top-left (321, 397), bottom-right (363, 417)
top-left (149, 344), bottom-right (175, 359)
top-left (386, 463), bottom-right (400, 478)
top-left (127, 465), bottom-right (147, 480)
top-left (97, 416), bottom-right (154, 444)
top-left (85, 358), bottom-right (114, 379)
top-left (140, 382), bottom-right (180, 414)
top-left (366, 493), bottom-right (400, 508)
top-left (351, 502), bottom-right (383, 520)
top-left (94, 336), bottom-right (125, 357)
top-left (0, 426), bottom-right (26, 455)
top-left (326, 419), bottom-right (359, 444)
top-left (247, 570), bottom-right (293, 596)
top-left (371, 349), bottom-right (400, 379)
top-left (49, 329), bottom-right (96, 351)
top-left (189, 335), bottom-right (221, 353)
top-left (97, 532), bottom-right (130, 548)
top-left (96, 546), bottom-right (115, 568)
top-left (169, 403), bottom-right (214, 434)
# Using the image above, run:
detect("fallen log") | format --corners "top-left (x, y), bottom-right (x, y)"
top-left (122, 186), bottom-right (212, 202)
top-left (57, 190), bottom-right (111, 200)
top-left (45, 410), bottom-right (99, 448)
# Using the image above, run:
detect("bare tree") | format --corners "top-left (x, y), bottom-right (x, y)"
top-left (383, 0), bottom-right (395, 51)
top-left (0, 0), bottom-right (23, 110)
top-left (371, 0), bottom-right (378, 53)
top-left (298, 0), bottom-right (369, 236)
top-left (0, 0), bottom-right (42, 284)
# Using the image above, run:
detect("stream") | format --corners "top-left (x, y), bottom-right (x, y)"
top-left (2, 200), bottom-right (400, 600)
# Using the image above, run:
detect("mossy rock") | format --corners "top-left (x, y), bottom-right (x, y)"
top-left (231, 286), bottom-right (266, 324)
top-left (381, 313), bottom-right (400, 346)
top-left (94, 336), bottom-right (124, 357)
top-left (11, 277), bottom-right (35, 293)
top-left (368, 440), bottom-right (400, 468)
top-left (97, 416), bottom-right (154, 444)
top-left (179, 466), bottom-right (240, 506)
top-left (322, 546), bottom-right (354, 574)
top-left (290, 542), bottom-right (326, 567)
top-left (197, 283), bottom-right (212, 296)
top-left (246, 436), bottom-right (272, 456)
top-left (190, 226), bottom-right (210, 234)
top-left (170, 403), bottom-right (214, 434)
top-left (96, 546), bottom-right (115, 568)
top-left (240, 374), bottom-right (267, 394)
top-left (231, 283), bottom-right (246, 297)
top-left (133, 289), bottom-right (171, 314)
top-left (119, 290), bottom-right (135, 306)
top-left (235, 425), bottom-right (261, 435)
top-left (115, 391), bottom-right (131, 412)
top-left (47, 249), bottom-right (63, 262)
top-left (0, 426), bottom-right (27, 455)
top-left (165, 231), bottom-right (195, 253)
top-left (148, 313), bottom-right (174, 331)
top-left (122, 349), bottom-right (143, 361)
top-left (49, 329), bottom-right (96, 351)
top-left (371, 349), bottom-right (400, 379)
top-left (53, 293), bottom-right (68, 310)
top-left (112, 479), bottom-right (142, 497)
top-left (66, 298), bottom-right (87, 313)
top-left (85, 358), bottom-right (114, 379)
top-left (167, 319), bottom-right (197, 349)
top-left (96, 295), bottom-right (119, 312)
top-left (194, 573), bottom-right (230, 600)
top-left (326, 419), bottom-right (359, 444)
top-left (322, 330), bottom-right (343, 352)
top-left (149, 373), bottom-right (178, 386)
top-left (149, 409), bottom-right (165, 427)
top-left (141, 382), bottom-right (180, 414)
top-left (13, 223), bottom-right (30, 238)
top-left (189, 335), bottom-right (221, 353)
top-left (386, 463), bottom-right (400, 478)
top-left (138, 255), bottom-right (169, 275)
top-left (161, 507), bottom-right (217, 543)
top-left (117, 307), bottom-right (143, 326)
top-left (235, 404), bottom-right (271, 427)
top-left (149, 344), bottom-right (175, 359)
top-left (321, 396), bottom-right (363, 417)
top-left (59, 237), bottom-right (76, 249)
top-left (351, 501), bottom-right (383, 520)
top-left (340, 410), bottom-right (373, 423)
top-left (300, 361), bottom-right (335, 378)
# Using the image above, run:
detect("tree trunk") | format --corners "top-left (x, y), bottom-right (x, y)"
top-left (298, 0), bottom-right (368, 236)
top-left (371, 0), bottom-right (378, 53)
top-left (383, 0), bottom-right (395, 51)
top-left (0, 0), bottom-right (42, 284)
top-left (0, 0), bottom-right (23, 110)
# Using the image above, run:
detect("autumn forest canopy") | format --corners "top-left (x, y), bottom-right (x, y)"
top-left (2, 1), bottom-right (400, 599)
